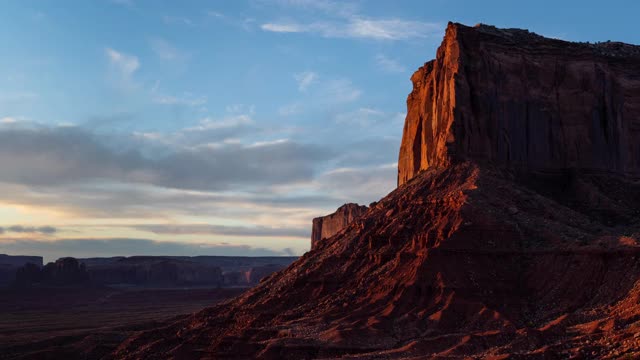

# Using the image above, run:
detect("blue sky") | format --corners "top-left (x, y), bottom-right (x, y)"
top-left (1, 0), bottom-right (638, 262)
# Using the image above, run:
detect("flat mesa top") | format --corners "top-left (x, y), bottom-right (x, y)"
top-left (459, 22), bottom-right (640, 59)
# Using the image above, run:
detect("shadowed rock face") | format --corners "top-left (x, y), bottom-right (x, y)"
top-left (311, 203), bottom-right (368, 250)
top-left (82, 256), bottom-right (297, 287)
top-left (8, 256), bottom-right (297, 288)
top-left (398, 22), bottom-right (640, 186)
top-left (0, 255), bottom-right (43, 268)
top-left (0, 255), bottom-right (43, 286)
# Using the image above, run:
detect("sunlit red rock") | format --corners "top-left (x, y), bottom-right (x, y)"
top-left (311, 203), bottom-right (368, 250)
top-left (398, 22), bottom-right (640, 186)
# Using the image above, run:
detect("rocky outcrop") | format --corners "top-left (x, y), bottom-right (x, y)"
top-left (398, 22), bottom-right (640, 186)
top-left (0, 254), bottom-right (43, 286)
top-left (311, 203), bottom-right (368, 250)
top-left (14, 257), bottom-right (90, 287)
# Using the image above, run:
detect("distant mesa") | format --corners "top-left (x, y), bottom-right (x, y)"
top-left (0, 254), bottom-right (43, 286)
top-left (7, 255), bottom-right (297, 288)
top-left (311, 203), bottom-right (368, 250)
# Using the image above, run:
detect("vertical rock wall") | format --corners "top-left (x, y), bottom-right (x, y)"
top-left (398, 22), bottom-right (640, 186)
top-left (311, 203), bottom-right (368, 250)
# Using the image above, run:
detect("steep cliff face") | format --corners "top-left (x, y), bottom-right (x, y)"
top-left (398, 22), bottom-right (640, 186)
top-left (311, 203), bottom-right (368, 250)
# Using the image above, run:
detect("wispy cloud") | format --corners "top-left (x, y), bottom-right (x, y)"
top-left (0, 238), bottom-right (300, 262)
top-left (207, 11), bottom-right (224, 18)
top-left (334, 107), bottom-right (385, 127)
top-left (0, 117), bottom-right (19, 124)
top-left (262, 23), bottom-right (302, 33)
top-left (133, 224), bottom-right (308, 238)
top-left (288, 75), bottom-right (361, 104)
top-left (162, 15), bottom-right (194, 27)
top-left (375, 54), bottom-right (406, 72)
top-left (153, 93), bottom-right (207, 107)
top-left (0, 125), bottom-right (332, 192)
top-left (186, 114), bottom-right (254, 132)
top-left (206, 11), bottom-right (256, 31)
top-left (105, 48), bottom-right (140, 88)
top-left (293, 71), bottom-right (317, 91)
top-left (322, 78), bottom-right (361, 103)
top-left (225, 104), bottom-right (255, 115)
top-left (318, 163), bottom-right (397, 204)
top-left (0, 225), bottom-right (57, 235)
top-left (150, 38), bottom-right (189, 61)
top-left (278, 103), bottom-right (302, 116)
top-left (261, 17), bottom-right (442, 41)
top-left (267, 0), bottom-right (358, 18)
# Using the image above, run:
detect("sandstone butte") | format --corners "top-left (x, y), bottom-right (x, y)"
top-left (399, 23), bottom-right (640, 186)
top-left (32, 22), bottom-right (639, 359)
top-left (311, 203), bottom-right (368, 250)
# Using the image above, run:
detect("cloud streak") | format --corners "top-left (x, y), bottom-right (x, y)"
top-left (150, 38), bottom-right (189, 61)
top-left (261, 18), bottom-right (441, 40)
top-left (162, 15), bottom-right (194, 27)
top-left (0, 226), bottom-right (57, 235)
top-left (153, 93), bottom-right (207, 107)
top-left (105, 48), bottom-right (140, 88)
top-left (0, 238), bottom-right (299, 263)
top-left (375, 54), bottom-right (406, 73)
top-left (269, 0), bottom-right (359, 18)
top-left (0, 126), bottom-right (333, 191)
top-left (294, 71), bottom-right (317, 91)
top-left (133, 224), bottom-right (309, 238)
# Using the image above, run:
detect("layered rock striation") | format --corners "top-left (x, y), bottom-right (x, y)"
top-left (311, 203), bottom-right (368, 250)
top-left (398, 22), bottom-right (640, 186)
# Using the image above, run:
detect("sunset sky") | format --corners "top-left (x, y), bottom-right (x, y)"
top-left (1, 0), bottom-right (638, 262)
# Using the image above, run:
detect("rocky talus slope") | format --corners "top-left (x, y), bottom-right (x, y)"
top-left (110, 23), bottom-right (640, 359)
